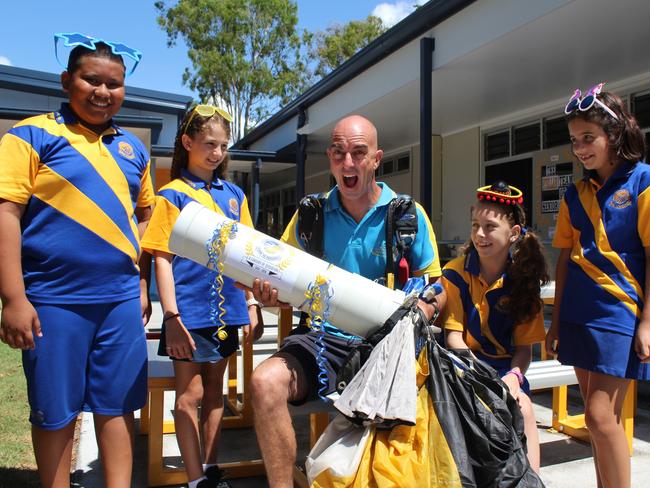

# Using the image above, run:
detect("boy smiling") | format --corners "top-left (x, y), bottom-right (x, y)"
top-left (0, 35), bottom-right (153, 487)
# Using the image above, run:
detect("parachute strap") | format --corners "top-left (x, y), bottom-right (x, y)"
top-left (298, 193), bottom-right (327, 259)
top-left (385, 195), bottom-right (418, 289)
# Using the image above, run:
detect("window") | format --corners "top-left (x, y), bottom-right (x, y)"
top-left (263, 192), bottom-right (280, 208)
top-left (513, 123), bottom-right (540, 155)
top-left (544, 117), bottom-right (570, 148)
top-left (485, 131), bottom-right (510, 161)
top-left (633, 92), bottom-right (650, 128)
top-left (397, 155), bottom-right (409, 172)
top-left (382, 159), bottom-right (394, 175)
top-left (378, 153), bottom-right (409, 176)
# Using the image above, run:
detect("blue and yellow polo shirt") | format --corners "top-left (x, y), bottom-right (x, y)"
top-left (282, 182), bottom-right (441, 283)
top-left (553, 162), bottom-right (650, 335)
top-left (0, 103), bottom-right (154, 304)
top-left (141, 171), bottom-right (252, 329)
top-left (441, 250), bottom-right (545, 369)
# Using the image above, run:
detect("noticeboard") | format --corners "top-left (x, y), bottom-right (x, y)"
top-left (541, 162), bottom-right (573, 214)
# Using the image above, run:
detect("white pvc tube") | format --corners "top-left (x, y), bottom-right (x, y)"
top-left (169, 201), bottom-right (405, 337)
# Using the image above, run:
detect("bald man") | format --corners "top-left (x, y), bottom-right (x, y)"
top-left (249, 115), bottom-right (444, 487)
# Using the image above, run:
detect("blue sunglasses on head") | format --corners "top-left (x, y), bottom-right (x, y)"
top-left (564, 82), bottom-right (619, 121)
top-left (54, 32), bottom-right (142, 76)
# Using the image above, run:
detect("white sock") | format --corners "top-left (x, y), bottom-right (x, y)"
top-left (188, 476), bottom-right (207, 488)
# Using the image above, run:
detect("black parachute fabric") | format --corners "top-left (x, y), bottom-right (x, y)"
top-left (307, 305), bottom-right (544, 487)
top-left (426, 333), bottom-right (544, 487)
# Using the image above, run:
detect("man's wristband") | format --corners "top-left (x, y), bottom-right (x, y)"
top-left (246, 298), bottom-right (261, 308)
top-left (506, 369), bottom-right (524, 386)
top-left (419, 282), bottom-right (443, 304)
top-left (428, 303), bottom-right (440, 323)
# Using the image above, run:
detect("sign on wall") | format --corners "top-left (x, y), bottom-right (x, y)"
top-left (541, 162), bottom-right (573, 214)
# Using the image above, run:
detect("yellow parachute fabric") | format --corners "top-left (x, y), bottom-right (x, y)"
top-left (310, 350), bottom-right (462, 488)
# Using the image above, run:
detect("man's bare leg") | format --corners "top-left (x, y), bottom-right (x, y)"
top-left (250, 353), bottom-right (309, 488)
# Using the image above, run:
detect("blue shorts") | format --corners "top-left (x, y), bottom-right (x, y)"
top-left (22, 298), bottom-right (147, 430)
top-left (558, 321), bottom-right (650, 380)
top-left (158, 324), bottom-right (240, 362)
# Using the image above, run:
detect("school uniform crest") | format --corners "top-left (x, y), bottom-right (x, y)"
top-left (118, 141), bottom-right (135, 160)
top-left (371, 245), bottom-right (385, 257)
top-left (609, 189), bottom-right (632, 209)
top-left (229, 198), bottom-right (239, 216)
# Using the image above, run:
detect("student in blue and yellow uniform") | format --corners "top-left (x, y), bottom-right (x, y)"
top-left (0, 35), bottom-right (153, 487)
top-left (546, 84), bottom-right (650, 488)
top-left (141, 105), bottom-right (262, 488)
top-left (441, 181), bottom-right (549, 474)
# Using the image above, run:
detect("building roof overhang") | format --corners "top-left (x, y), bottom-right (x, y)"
top-left (0, 65), bottom-right (193, 114)
top-left (233, 0), bottom-right (476, 150)
top-left (235, 0), bottom-right (650, 156)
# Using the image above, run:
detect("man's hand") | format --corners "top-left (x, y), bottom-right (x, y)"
top-left (236, 279), bottom-right (291, 308)
top-left (414, 279), bottom-right (445, 324)
top-left (0, 296), bottom-right (41, 349)
top-left (416, 299), bottom-right (438, 322)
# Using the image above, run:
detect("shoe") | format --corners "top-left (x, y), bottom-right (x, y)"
top-left (196, 478), bottom-right (232, 488)
top-left (196, 466), bottom-right (232, 488)
top-left (196, 480), bottom-right (232, 488)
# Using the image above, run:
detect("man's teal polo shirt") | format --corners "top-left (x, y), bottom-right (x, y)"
top-left (282, 182), bottom-right (441, 284)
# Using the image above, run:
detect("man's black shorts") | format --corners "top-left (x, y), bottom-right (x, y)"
top-left (279, 325), bottom-right (364, 405)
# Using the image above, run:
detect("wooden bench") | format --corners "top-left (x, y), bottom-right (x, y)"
top-left (141, 334), bottom-right (265, 487)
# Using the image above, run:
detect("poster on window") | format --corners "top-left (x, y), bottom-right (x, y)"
top-left (541, 162), bottom-right (573, 214)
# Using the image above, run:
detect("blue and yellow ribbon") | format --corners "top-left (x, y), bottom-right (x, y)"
top-left (305, 274), bottom-right (333, 400)
top-left (206, 221), bottom-right (238, 345)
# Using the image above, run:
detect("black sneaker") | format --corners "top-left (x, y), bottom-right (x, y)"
top-left (196, 466), bottom-right (232, 488)
top-left (196, 477), bottom-right (232, 488)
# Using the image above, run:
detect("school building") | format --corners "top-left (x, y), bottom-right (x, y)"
top-left (0, 64), bottom-right (285, 229)
top-left (0, 63), bottom-right (196, 191)
top-left (2, 0), bottom-right (650, 268)
top-left (232, 0), bottom-right (650, 267)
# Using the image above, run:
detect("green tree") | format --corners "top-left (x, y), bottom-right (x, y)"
top-left (155, 0), bottom-right (308, 141)
top-left (310, 16), bottom-right (386, 79)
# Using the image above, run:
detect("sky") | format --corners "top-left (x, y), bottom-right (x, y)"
top-left (0, 0), bottom-right (427, 99)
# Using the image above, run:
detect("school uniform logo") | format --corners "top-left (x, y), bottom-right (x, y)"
top-left (609, 189), bottom-right (632, 209)
top-left (371, 246), bottom-right (385, 257)
top-left (229, 198), bottom-right (239, 216)
top-left (118, 141), bottom-right (135, 160)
